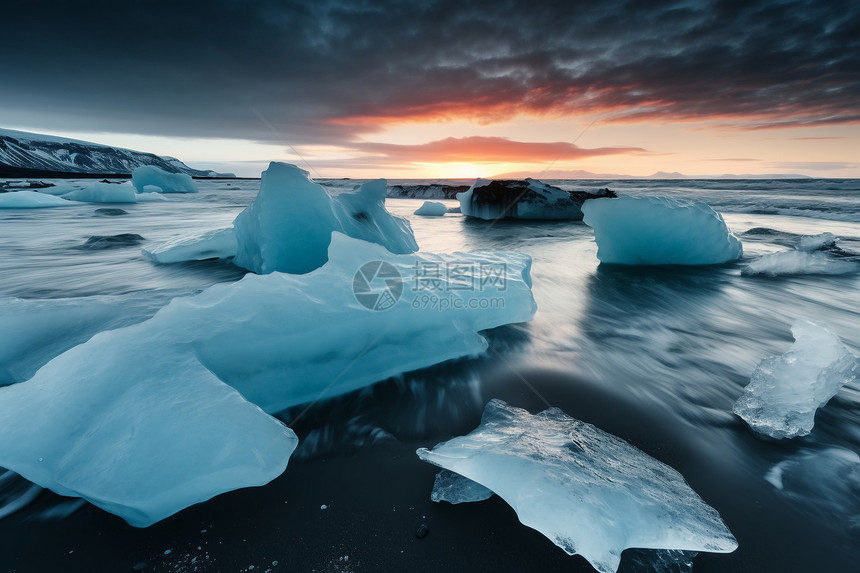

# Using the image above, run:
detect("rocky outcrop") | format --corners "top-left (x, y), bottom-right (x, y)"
top-left (459, 178), bottom-right (616, 220)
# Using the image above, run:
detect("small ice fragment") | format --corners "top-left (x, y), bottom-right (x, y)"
top-left (414, 201), bottom-right (448, 216)
top-left (417, 399), bottom-right (737, 573)
top-left (733, 319), bottom-right (859, 439)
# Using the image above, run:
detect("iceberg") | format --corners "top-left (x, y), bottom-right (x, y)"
top-left (459, 178), bottom-right (614, 220)
top-left (233, 163), bottom-right (417, 274)
top-left (0, 191), bottom-right (73, 208)
top-left (417, 400), bottom-right (737, 573)
top-left (0, 234), bottom-right (534, 525)
top-left (60, 181), bottom-right (137, 203)
top-left (131, 165), bottom-right (198, 193)
top-left (143, 228), bottom-right (238, 263)
top-left (148, 162), bottom-right (419, 274)
top-left (732, 320), bottom-right (859, 439)
top-left (582, 196), bottom-right (743, 265)
top-left (414, 201), bottom-right (448, 216)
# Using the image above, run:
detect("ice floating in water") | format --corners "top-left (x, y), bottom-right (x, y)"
top-left (430, 470), bottom-right (494, 504)
top-left (414, 201), bottom-right (448, 216)
top-left (742, 250), bottom-right (859, 276)
top-left (743, 232), bottom-right (859, 276)
top-left (459, 178), bottom-right (613, 220)
top-left (60, 182), bottom-right (137, 203)
top-left (798, 233), bottom-right (837, 252)
top-left (0, 191), bottom-right (73, 208)
top-left (582, 196), bottom-right (742, 265)
top-left (417, 399), bottom-right (737, 573)
top-left (0, 235), bottom-right (534, 525)
top-left (132, 165), bottom-right (198, 193)
top-left (148, 162), bottom-right (418, 274)
top-left (143, 228), bottom-right (238, 263)
top-left (733, 319), bottom-right (859, 439)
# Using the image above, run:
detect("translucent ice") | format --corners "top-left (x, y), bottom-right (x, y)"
top-left (414, 201), bottom-right (448, 216)
top-left (0, 294), bottom-right (168, 384)
top-left (732, 320), bottom-right (859, 439)
top-left (154, 162), bottom-right (418, 274)
top-left (742, 250), bottom-right (859, 276)
top-left (459, 179), bottom-right (613, 220)
top-left (417, 400), bottom-right (737, 573)
top-left (582, 196), bottom-right (742, 265)
top-left (798, 233), bottom-right (837, 252)
top-left (131, 165), bottom-right (198, 193)
top-left (233, 163), bottom-right (417, 274)
top-left (61, 182), bottom-right (138, 203)
top-left (0, 191), bottom-right (72, 208)
top-left (0, 235), bottom-right (534, 525)
top-left (430, 470), bottom-right (494, 504)
top-left (743, 232), bottom-right (859, 276)
top-left (143, 228), bottom-right (238, 263)
top-left (0, 343), bottom-right (297, 527)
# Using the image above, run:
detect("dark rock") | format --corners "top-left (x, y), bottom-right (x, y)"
top-left (132, 561), bottom-right (149, 571)
top-left (461, 179), bottom-right (615, 220)
top-left (80, 234), bottom-right (145, 249)
top-left (94, 208), bottom-right (129, 216)
top-left (0, 180), bottom-right (55, 193)
top-left (387, 184), bottom-right (470, 200)
top-left (415, 524), bottom-right (429, 539)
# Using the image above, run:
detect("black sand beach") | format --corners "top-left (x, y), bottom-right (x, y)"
top-left (2, 366), bottom-right (855, 573)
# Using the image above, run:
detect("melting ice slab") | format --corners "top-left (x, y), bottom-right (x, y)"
top-left (132, 165), bottom-right (198, 193)
top-left (61, 181), bottom-right (138, 203)
top-left (582, 196), bottom-right (742, 265)
top-left (0, 191), bottom-right (73, 208)
top-left (742, 233), bottom-right (860, 276)
top-left (0, 344), bottom-right (297, 527)
top-left (417, 400), bottom-right (737, 573)
top-left (0, 235), bottom-right (534, 525)
top-left (733, 319), bottom-right (859, 439)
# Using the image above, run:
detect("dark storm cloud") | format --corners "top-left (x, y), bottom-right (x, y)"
top-left (1, 0), bottom-right (857, 145)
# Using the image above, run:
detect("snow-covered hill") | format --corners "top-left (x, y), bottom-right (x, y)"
top-left (0, 128), bottom-right (233, 177)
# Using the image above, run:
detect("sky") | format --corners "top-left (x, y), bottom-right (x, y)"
top-left (1, 0), bottom-right (858, 178)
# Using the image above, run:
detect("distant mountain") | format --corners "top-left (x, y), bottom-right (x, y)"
top-left (0, 128), bottom-right (234, 178)
top-left (491, 168), bottom-right (812, 179)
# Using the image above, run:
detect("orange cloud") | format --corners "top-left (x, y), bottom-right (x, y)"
top-left (351, 136), bottom-right (647, 164)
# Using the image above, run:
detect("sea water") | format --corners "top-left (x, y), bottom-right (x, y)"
top-left (1, 177), bottom-right (858, 571)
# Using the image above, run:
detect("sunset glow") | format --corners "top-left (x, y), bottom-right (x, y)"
top-left (2, 1), bottom-right (857, 178)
